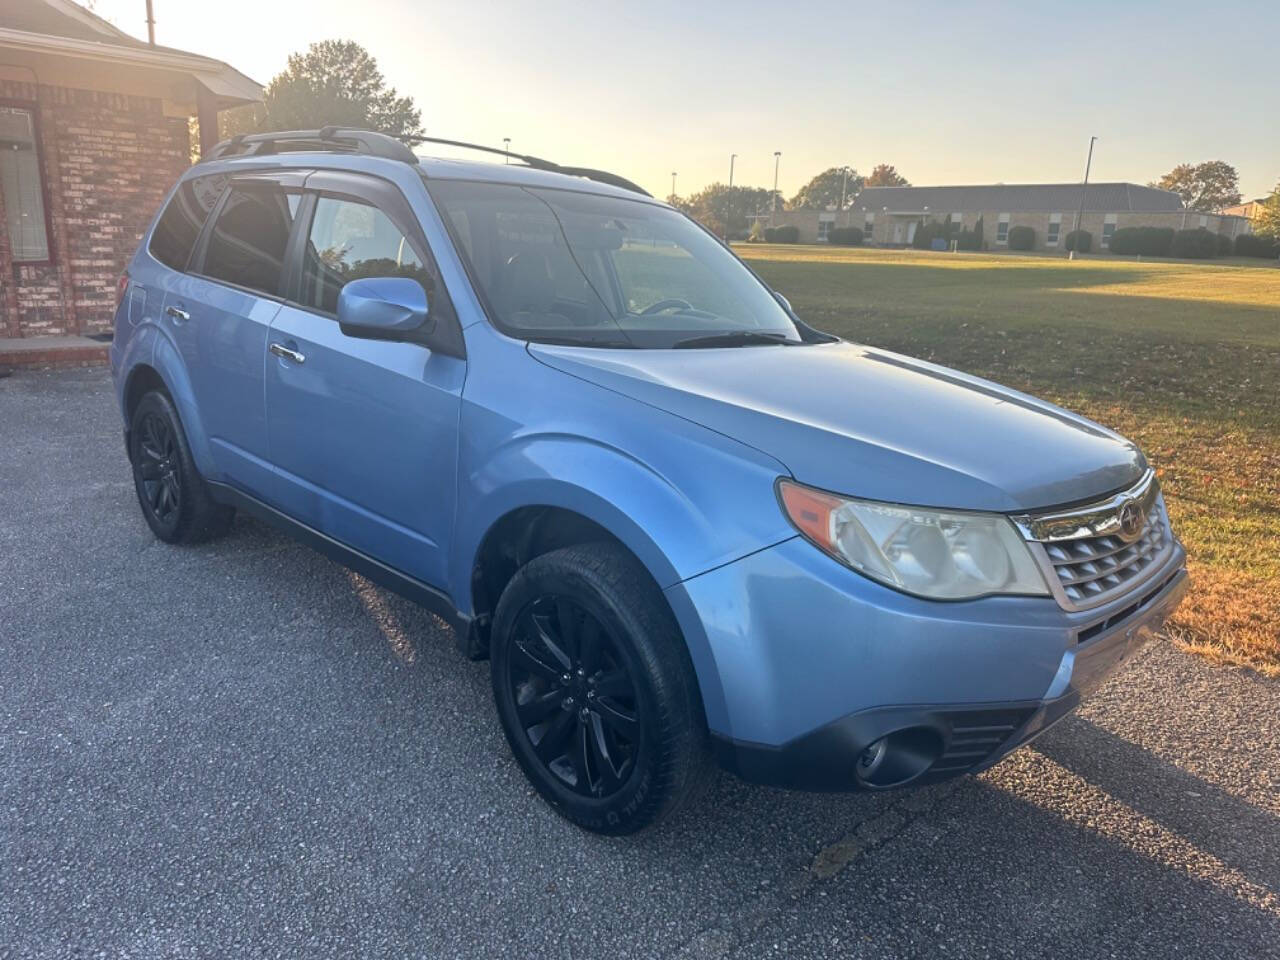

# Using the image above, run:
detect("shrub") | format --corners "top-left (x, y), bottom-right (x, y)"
top-left (955, 228), bottom-right (983, 251)
top-left (1108, 226), bottom-right (1175, 257)
top-left (773, 225), bottom-right (799, 243)
top-left (1216, 233), bottom-right (1233, 256)
top-left (1007, 225), bottom-right (1035, 250)
top-left (1064, 229), bottom-right (1092, 253)
top-left (1234, 233), bottom-right (1280, 258)
top-left (1170, 228), bottom-right (1219, 259)
top-left (827, 226), bottom-right (863, 245)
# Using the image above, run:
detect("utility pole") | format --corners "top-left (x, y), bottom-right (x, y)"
top-left (840, 165), bottom-right (850, 213)
top-left (671, 171), bottom-right (677, 200)
top-left (145, 0), bottom-right (156, 44)
top-left (729, 153), bottom-right (736, 189)
top-left (772, 151), bottom-right (781, 213)
top-left (1070, 136), bottom-right (1097, 260)
top-left (503, 137), bottom-right (510, 164)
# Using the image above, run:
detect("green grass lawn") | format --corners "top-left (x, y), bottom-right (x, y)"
top-left (736, 244), bottom-right (1280, 675)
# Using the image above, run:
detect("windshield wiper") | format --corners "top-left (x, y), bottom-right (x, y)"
top-left (527, 335), bottom-right (635, 349)
top-left (673, 331), bottom-right (795, 349)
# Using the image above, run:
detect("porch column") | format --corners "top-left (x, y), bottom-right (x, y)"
top-left (196, 83), bottom-right (219, 158)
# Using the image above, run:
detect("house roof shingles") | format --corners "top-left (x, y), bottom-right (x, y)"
top-left (852, 182), bottom-right (1185, 214)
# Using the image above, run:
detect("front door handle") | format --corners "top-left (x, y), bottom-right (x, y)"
top-left (165, 305), bottom-right (190, 323)
top-left (269, 342), bottom-right (306, 364)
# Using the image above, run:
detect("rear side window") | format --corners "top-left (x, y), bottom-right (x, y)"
top-left (201, 185), bottom-right (300, 297)
top-left (299, 196), bottom-right (434, 314)
top-left (149, 173), bottom-right (228, 271)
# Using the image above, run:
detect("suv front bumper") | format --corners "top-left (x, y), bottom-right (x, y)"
top-left (665, 535), bottom-right (1188, 792)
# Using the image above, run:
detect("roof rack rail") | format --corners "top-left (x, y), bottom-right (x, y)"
top-left (404, 135), bottom-right (652, 198)
top-left (203, 127), bottom-right (419, 164)
top-left (202, 128), bottom-right (652, 198)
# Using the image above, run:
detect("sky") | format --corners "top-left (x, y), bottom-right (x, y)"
top-left (91, 0), bottom-right (1278, 202)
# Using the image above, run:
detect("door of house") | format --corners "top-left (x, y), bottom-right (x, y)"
top-left (893, 223), bottom-right (904, 244)
top-left (907, 222), bottom-right (917, 244)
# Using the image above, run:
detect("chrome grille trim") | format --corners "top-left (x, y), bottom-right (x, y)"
top-left (1012, 470), bottom-right (1176, 612)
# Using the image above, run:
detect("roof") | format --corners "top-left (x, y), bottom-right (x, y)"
top-left (851, 182), bottom-right (1185, 214)
top-left (0, 0), bottom-right (262, 107)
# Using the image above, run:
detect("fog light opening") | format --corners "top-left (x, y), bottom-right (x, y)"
top-left (854, 727), bottom-right (943, 788)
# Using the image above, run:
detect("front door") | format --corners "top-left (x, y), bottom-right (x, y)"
top-left (893, 222), bottom-right (904, 244)
top-left (264, 176), bottom-right (464, 589)
top-left (906, 221), bottom-right (917, 244)
top-left (159, 176), bottom-right (302, 498)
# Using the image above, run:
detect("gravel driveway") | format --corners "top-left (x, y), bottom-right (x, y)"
top-left (3, 368), bottom-right (1278, 959)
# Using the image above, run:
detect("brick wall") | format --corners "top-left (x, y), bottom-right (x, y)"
top-left (0, 79), bottom-right (190, 337)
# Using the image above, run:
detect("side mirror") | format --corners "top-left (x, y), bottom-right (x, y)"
top-left (337, 277), bottom-right (431, 340)
top-left (773, 290), bottom-right (793, 314)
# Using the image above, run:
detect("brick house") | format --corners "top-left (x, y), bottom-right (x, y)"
top-left (0, 0), bottom-right (260, 340)
top-left (772, 183), bottom-right (1253, 250)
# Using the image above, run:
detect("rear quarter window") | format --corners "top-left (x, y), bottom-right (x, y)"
top-left (148, 173), bottom-right (229, 271)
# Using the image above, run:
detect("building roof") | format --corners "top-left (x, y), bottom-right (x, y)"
top-left (852, 182), bottom-right (1185, 214)
top-left (0, 0), bottom-right (262, 107)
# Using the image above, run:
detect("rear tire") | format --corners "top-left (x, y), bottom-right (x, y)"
top-left (490, 542), bottom-right (710, 835)
top-left (129, 390), bottom-right (234, 544)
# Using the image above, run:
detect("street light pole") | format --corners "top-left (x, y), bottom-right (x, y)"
top-left (503, 137), bottom-right (510, 164)
top-left (729, 153), bottom-right (736, 189)
top-left (772, 151), bottom-right (781, 213)
top-left (840, 165), bottom-right (849, 212)
top-left (671, 171), bottom-right (677, 200)
top-left (1070, 135), bottom-right (1097, 260)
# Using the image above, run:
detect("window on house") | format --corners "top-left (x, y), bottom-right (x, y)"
top-left (0, 106), bottom-right (51, 262)
top-left (996, 214), bottom-right (1010, 244)
top-left (200, 184), bottom-right (300, 297)
top-left (1198, 215), bottom-right (1208, 228)
top-left (863, 214), bottom-right (874, 239)
top-left (300, 196), bottom-right (434, 314)
top-left (1102, 214), bottom-right (1117, 248)
top-left (950, 212), bottom-right (963, 230)
top-left (1047, 213), bottom-right (1062, 246)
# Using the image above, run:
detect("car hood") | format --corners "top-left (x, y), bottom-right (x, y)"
top-left (528, 340), bottom-right (1146, 512)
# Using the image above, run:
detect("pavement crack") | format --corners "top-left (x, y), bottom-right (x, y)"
top-left (665, 781), bottom-right (964, 959)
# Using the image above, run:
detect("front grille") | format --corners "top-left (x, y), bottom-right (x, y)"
top-left (1044, 498), bottom-right (1171, 607)
top-left (1014, 470), bottom-right (1177, 612)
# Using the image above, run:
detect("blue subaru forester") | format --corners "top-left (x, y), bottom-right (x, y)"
top-left (111, 128), bottom-right (1188, 834)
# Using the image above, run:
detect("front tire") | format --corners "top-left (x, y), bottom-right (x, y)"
top-left (129, 390), bottom-right (233, 544)
top-left (490, 542), bottom-right (710, 835)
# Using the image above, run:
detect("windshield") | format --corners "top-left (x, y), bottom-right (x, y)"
top-left (427, 180), bottom-right (802, 348)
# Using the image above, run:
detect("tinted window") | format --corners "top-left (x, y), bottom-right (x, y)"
top-left (201, 185), bottom-right (299, 296)
top-left (299, 196), bottom-right (434, 314)
top-left (0, 106), bottom-right (50, 262)
top-left (149, 173), bottom-right (229, 271)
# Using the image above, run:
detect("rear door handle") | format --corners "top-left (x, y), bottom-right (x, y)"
top-left (165, 305), bottom-right (189, 323)
top-left (269, 342), bottom-right (306, 364)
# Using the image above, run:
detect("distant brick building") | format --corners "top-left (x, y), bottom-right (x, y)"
top-left (772, 183), bottom-right (1254, 250)
top-left (0, 0), bottom-right (260, 339)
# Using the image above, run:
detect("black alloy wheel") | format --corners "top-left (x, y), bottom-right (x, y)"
top-left (134, 409), bottom-right (182, 531)
top-left (506, 595), bottom-right (643, 799)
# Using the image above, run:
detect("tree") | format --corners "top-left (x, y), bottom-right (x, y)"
top-left (681, 183), bottom-right (776, 238)
top-left (1253, 180), bottom-right (1280, 239)
top-left (790, 166), bottom-right (862, 209)
top-left (865, 164), bottom-right (909, 187)
top-left (1151, 161), bottom-right (1241, 212)
top-left (254, 40), bottom-right (423, 138)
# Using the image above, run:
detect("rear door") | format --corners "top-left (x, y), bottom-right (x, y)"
top-left (162, 173), bottom-right (305, 497)
top-left (264, 170), bottom-right (465, 588)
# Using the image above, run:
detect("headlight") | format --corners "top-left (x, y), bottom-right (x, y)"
top-left (777, 479), bottom-right (1049, 600)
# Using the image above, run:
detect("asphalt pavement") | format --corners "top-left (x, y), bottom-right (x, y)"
top-left (2, 368), bottom-right (1278, 959)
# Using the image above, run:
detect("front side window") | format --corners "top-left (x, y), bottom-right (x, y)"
top-left (864, 214), bottom-right (874, 238)
top-left (299, 196), bottom-right (434, 314)
top-left (1102, 214), bottom-right (1117, 247)
top-left (1047, 213), bottom-right (1062, 246)
top-left (996, 214), bottom-right (1010, 244)
top-left (149, 173), bottom-right (229, 271)
top-left (429, 180), bottom-right (800, 348)
top-left (0, 106), bottom-right (50, 262)
top-left (200, 185), bottom-right (299, 297)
